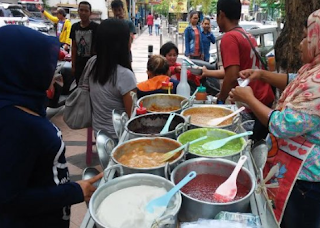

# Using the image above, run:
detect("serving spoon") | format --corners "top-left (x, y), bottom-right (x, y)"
top-left (208, 107), bottom-right (245, 126)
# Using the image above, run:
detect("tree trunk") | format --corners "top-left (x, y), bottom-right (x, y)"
top-left (274, 0), bottom-right (320, 73)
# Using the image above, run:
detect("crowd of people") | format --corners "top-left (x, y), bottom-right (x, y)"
top-left (1, 0), bottom-right (320, 227)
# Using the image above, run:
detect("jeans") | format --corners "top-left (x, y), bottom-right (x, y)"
top-left (155, 24), bottom-right (160, 35)
top-left (148, 25), bottom-right (153, 35)
top-left (281, 180), bottom-right (320, 228)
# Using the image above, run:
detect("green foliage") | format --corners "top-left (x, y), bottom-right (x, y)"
top-left (190, 0), bottom-right (214, 15)
top-left (153, 0), bottom-right (170, 17)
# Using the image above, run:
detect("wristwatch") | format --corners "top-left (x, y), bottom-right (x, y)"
top-left (216, 99), bottom-right (225, 104)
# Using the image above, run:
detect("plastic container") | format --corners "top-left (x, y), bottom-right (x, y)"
top-left (177, 62), bottom-right (191, 98)
top-left (136, 103), bottom-right (147, 115)
top-left (267, 54), bottom-right (275, 72)
top-left (162, 78), bottom-right (173, 94)
top-left (195, 84), bottom-right (207, 100)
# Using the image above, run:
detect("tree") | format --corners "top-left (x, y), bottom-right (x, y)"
top-left (190, 0), bottom-right (212, 15)
top-left (275, 0), bottom-right (320, 72)
top-left (153, 0), bottom-right (170, 17)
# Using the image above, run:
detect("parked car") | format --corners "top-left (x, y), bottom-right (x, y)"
top-left (239, 21), bottom-right (264, 30)
top-left (0, 3), bottom-right (28, 27)
top-left (9, 4), bottom-right (50, 33)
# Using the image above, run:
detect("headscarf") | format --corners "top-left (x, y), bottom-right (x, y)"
top-left (0, 25), bottom-right (60, 117)
top-left (277, 9), bottom-right (320, 116)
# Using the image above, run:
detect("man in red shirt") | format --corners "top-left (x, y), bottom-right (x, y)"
top-left (216, 0), bottom-right (274, 141)
top-left (147, 12), bottom-right (154, 35)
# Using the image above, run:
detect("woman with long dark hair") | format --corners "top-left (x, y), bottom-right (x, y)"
top-left (184, 11), bottom-right (204, 60)
top-left (89, 19), bottom-right (137, 140)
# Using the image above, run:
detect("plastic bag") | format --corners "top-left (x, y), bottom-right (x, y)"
top-left (215, 211), bottom-right (262, 228)
top-left (181, 219), bottom-right (249, 228)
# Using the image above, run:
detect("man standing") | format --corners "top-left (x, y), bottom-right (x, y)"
top-left (111, 0), bottom-right (136, 62)
top-left (216, 0), bottom-right (274, 141)
top-left (37, 5), bottom-right (71, 48)
top-left (70, 1), bottom-right (98, 85)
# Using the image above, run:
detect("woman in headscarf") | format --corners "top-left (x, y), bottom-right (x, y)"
top-left (0, 26), bottom-right (102, 228)
top-left (229, 9), bottom-right (320, 228)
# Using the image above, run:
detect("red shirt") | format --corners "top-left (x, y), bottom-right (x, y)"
top-left (147, 15), bottom-right (154, 26)
top-left (193, 27), bottom-right (200, 56)
top-left (220, 28), bottom-right (274, 106)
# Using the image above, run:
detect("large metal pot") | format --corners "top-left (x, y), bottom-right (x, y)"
top-left (137, 94), bottom-right (188, 113)
top-left (110, 137), bottom-right (185, 177)
top-left (89, 173), bottom-right (182, 228)
top-left (170, 158), bottom-right (256, 222)
top-left (125, 113), bottom-right (188, 139)
top-left (181, 105), bottom-right (240, 131)
top-left (177, 128), bottom-right (247, 162)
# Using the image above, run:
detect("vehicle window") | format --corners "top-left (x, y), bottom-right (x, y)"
top-left (26, 3), bottom-right (38, 12)
top-left (22, 8), bottom-right (33, 17)
top-left (264, 33), bottom-right (274, 46)
top-left (9, 9), bottom-right (24, 17)
top-left (0, 9), bottom-right (4, 17)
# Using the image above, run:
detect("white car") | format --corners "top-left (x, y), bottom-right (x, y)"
top-left (0, 3), bottom-right (28, 27)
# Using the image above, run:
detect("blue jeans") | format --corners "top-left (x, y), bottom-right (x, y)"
top-left (281, 180), bottom-right (320, 228)
top-left (148, 25), bottom-right (153, 35)
top-left (155, 24), bottom-right (160, 35)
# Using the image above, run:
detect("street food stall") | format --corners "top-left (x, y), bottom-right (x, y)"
top-left (80, 95), bottom-right (279, 228)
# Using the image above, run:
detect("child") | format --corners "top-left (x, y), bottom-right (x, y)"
top-left (160, 42), bottom-right (201, 91)
top-left (137, 55), bottom-right (179, 98)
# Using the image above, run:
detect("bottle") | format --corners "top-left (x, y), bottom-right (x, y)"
top-left (136, 103), bottom-right (147, 115)
top-left (195, 84), bottom-right (207, 100)
top-left (176, 62), bottom-right (191, 98)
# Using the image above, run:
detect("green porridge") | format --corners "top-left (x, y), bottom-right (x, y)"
top-left (178, 128), bottom-right (245, 157)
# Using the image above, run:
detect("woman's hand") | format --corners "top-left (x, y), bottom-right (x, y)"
top-left (76, 172), bottom-right (103, 202)
top-left (175, 66), bottom-right (181, 73)
top-left (239, 69), bottom-right (263, 81)
top-left (229, 86), bottom-right (255, 104)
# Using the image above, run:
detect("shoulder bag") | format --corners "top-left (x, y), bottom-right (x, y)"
top-left (63, 56), bottom-right (96, 129)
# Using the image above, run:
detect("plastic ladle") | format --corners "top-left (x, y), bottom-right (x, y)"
top-left (160, 113), bottom-right (175, 135)
top-left (145, 171), bottom-right (197, 213)
top-left (202, 131), bottom-right (253, 150)
top-left (213, 155), bottom-right (247, 203)
top-left (208, 107), bottom-right (245, 126)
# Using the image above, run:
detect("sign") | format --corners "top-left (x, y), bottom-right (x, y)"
top-left (178, 21), bottom-right (188, 34)
top-left (168, 0), bottom-right (187, 13)
top-left (149, 0), bottom-right (162, 4)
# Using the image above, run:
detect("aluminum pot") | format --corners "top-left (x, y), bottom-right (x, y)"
top-left (89, 173), bottom-right (182, 228)
top-left (137, 94), bottom-right (188, 113)
top-left (110, 137), bottom-right (185, 178)
top-left (125, 112), bottom-right (188, 139)
top-left (177, 128), bottom-right (247, 162)
top-left (181, 105), bottom-right (240, 131)
top-left (170, 158), bottom-right (256, 222)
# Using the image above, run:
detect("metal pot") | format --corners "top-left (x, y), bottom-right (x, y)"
top-left (137, 94), bottom-right (188, 113)
top-left (110, 137), bottom-right (185, 178)
top-left (181, 105), bottom-right (240, 131)
top-left (170, 158), bottom-right (256, 222)
top-left (89, 173), bottom-right (182, 228)
top-left (125, 113), bottom-right (188, 139)
top-left (177, 128), bottom-right (247, 162)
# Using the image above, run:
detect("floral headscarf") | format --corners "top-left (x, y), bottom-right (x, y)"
top-left (277, 9), bottom-right (320, 116)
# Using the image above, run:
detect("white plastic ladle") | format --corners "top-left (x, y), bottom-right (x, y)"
top-left (208, 107), bottom-right (245, 126)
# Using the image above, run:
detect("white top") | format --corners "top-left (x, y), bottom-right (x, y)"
top-left (154, 18), bottom-right (161, 25)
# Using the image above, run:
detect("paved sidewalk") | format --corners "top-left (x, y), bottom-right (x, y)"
top-left (131, 26), bottom-right (161, 82)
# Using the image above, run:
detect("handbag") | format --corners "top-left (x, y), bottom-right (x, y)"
top-left (63, 56), bottom-right (96, 129)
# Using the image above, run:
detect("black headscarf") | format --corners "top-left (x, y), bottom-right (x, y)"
top-left (0, 25), bottom-right (60, 117)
